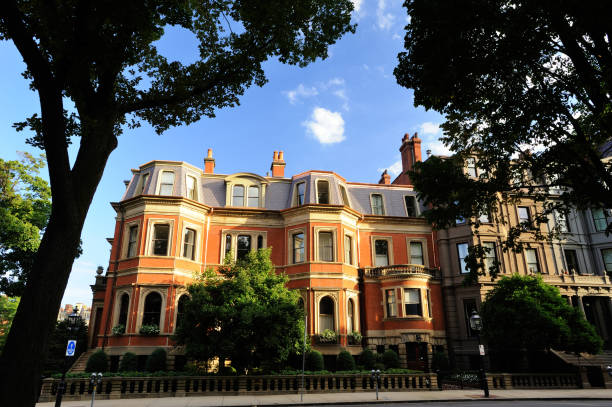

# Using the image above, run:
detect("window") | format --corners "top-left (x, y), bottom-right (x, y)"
top-left (426, 289), bottom-right (432, 318)
top-left (237, 235), bottom-right (251, 260)
top-left (317, 180), bottom-right (329, 204)
top-left (478, 211), bottom-right (490, 223)
top-left (232, 185), bottom-right (245, 206)
top-left (404, 288), bottom-right (422, 316)
top-left (385, 289), bottom-right (397, 317)
top-left (518, 206), bottom-right (531, 228)
top-left (564, 249), bottom-right (580, 274)
top-left (176, 295), bottom-right (189, 329)
top-left (347, 299), bottom-right (355, 333)
top-left (118, 293), bottom-right (129, 327)
top-left (463, 299), bottom-right (477, 337)
top-left (183, 228), bottom-right (196, 260)
top-left (592, 208), bottom-right (608, 232)
top-left (602, 249), bottom-right (612, 273)
top-left (374, 240), bottom-right (389, 266)
top-left (186, 175), bottom-right (197, 200)
top-left (293, 233), bottom-right (304, 263)
top-left (318, 231), bottom-right (334, 262)
top-left (483, 242), bottom-right (497, 273)
top-left (257, 235), bottom-right (263, 250)
top-left (339, 185), bottom-right (350, 206)
top-left (296, 182), bottom-right (305, 206)
top-left (525, 248), bottom-right (540, 273)
top-left (152, 224), bottom-right (170, 256)
top-left (142, 292), bottom-right (162, 327)
top-left (344, 235), bottom-right (353, 265)
top-left (225, 234), bottom-right (232, 256)
top-left (127, 225), bottom-right (138, 258)
top-left (405, 196), bottom-right (417, 216)
top-left (371, 194), bottom-right (384, 215)
top-left (319, 296), bottom-right (334, 332)
top-left (247, 186), bottom-right (259, 207)
top-left (137, 173), bottom-right (149, 195)
top-left (410, 242), bottom-right (424, 265)
top-left (555, 210), bottom-right (570, 233)
top-left (466, 157), bottom-right (477, 177)
top-left (159, 171), bottom-right (175, 195)
top-left (457, 243), bottom-right (469, 274)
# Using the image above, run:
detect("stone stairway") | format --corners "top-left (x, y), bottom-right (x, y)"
top-left (551, 349), bottom-right (612, 367)
top-left (68, 349), bottom-right (95, 373)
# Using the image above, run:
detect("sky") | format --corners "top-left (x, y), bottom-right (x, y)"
top-left (0, 0), bottom-right (450, 307)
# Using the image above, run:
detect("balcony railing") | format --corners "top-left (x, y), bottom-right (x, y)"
top-left (360, 264), bottom-right (440, 280)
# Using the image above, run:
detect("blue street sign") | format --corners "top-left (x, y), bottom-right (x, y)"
top-left (66, 340), bottom-right (77, 357)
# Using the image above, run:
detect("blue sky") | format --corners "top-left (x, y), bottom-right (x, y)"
top-left (0, 0), bottom-right (449, 307)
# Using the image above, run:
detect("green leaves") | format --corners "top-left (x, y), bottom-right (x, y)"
top-left (174, 248), bottom-right (305, 373)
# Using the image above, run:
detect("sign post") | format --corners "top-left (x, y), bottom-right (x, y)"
top-left (66, 340), bottom-right (77, 357)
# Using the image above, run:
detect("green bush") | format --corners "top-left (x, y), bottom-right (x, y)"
top-left (145, 348), bottom-right (167, 372)
top-left (305, 350), bottom-right (324, 371)
top-left (218, 366), bottom-right (237, 376)
top-left (85, 350), bottom-right (108, 372)
top-left (319, 329), bottom-right (337, 343)
top-left (374, 362), bottom-right (385, 371)
top-left (111, 324), bottom-right (125, 335)
top-left (359, 349), bottom-right (376, 370)
top-left (139, 324), bottom-right (160, 336)
top-left (431, 351), bottom-right (450, 372)
top-left (348, 331), bottom-right (362, 344)
top-left (119, 352), bottom-right (138, 371)
top-left (382, 349), bottom-right (400, 369)
top-left (336, 350), bottom-right (356, 371)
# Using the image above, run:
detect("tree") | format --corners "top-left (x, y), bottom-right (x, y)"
top-left (0, 2), bottom-right (354, 404)
top-left (0, 296), bottom-right (19, 352)
top-left (481, 275), bottom-right (602, 356)
top-left (174, 249), bottom-right (305, 374)
top-left (0, 153), bottom-right (51, 296)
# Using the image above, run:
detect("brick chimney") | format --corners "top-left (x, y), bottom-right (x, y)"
top-left (270, 150), bottom-right (286, 177)
top-left (394, 132), bottom-right (422, 185)
top-left (378, 169), bottom-right (391, 185)
top-left (204, 148), bottom-right (215, 174)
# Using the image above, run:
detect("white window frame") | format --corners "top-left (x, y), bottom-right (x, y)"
top-left (315, 179), bottom-right (331, 204)
top-left (220, 230), bottom-right (267, 262)
top-left (482, 241), bottom-right (498, 273)
top-left (294, 182), bottom-right (306, 206)
top-left (137, 172), bottom-right (150, 195)
top-left (314, 291), bottom-right (339, 333)
top-left (288, 227), bottom-right (307, 265)
top-left (145, 219), bottom-right (175, 257)
top-left (372, 236), bottom-right (393, 267)
top-left (136, 287), bottom-right (168, 333)
top-left (339, 184), bottom-right (351, 207)
top-left (457, 242), bottom-right (469, 274)
top-left (185, 174), bottom-right (198, 201)
top-left (370, 193), bottom-right (386, 215)
top-left (384, 288), bottom-right (397, 318)
top-left (406, 238), bottom-right (428, 266)
top-left (247, 185), bottom-right (260, 208)
top-left (343, 231), bottom-right (356, 266)
top-left (314, 227), bottom-right (337, 262)
top-left (180, 221), bottom-right (202, 262)
top-left (402, 287), bottom-right (423, 317)
top-left (157, 170), bottom-right (175, 195)
top-left (112, 289), bottom-right (132, 331)
top-left (524, 248), bottom-right (541, 274)
top-left (231, 184), bottom-right (246, 207)
top-left (404, 195), bottom-right (419, 217)
top-left (122, 220), bottom-right (141, 259)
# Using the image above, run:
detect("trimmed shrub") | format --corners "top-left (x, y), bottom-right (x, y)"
top-left (85, 350), bottom-right (108, 372)
top-left (382, 349), bottom-right (400, 369)
top-left (336, 350), bottom-right (356, 371)
top-left (305, 350), bottom-right (324, 371)
top-left (359, 349), bottom-right (376, 370)
top-left (219, 366), bottom-right (237, 376)
top-left (145, 348), bottom-right (167, 372)
top-left (431, 351), bottom-right (450, 372)
top-left (119, 352), bottom-right (138, 372)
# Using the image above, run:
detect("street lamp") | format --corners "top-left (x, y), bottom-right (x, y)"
top-left (55, 306), bottom-right (81, 407)
top-left (469, 310), bottom-right (489, 398)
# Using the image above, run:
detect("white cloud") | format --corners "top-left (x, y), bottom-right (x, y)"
top-left (426, 139), bottom-right (453, 156)
top-left (378, 159), bottom-right (403, 177)
top-left (392, 33), bottom-right (402, 41)
top-left (283, 84), bottom-right (318, 104)
top-left (419, 121), bottom-right (441, 135)
top-left (351, 0), bottom-right (364, 14)
top-left (376, 0), bottom-right (395, 30)
top-left (362, 64), bottom-right (370, 71)
top-left (333, 89), bottom-right (350, 111)
top-left (303, 107), bottom-right (346, 144)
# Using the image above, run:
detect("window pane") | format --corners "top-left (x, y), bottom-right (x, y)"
top-left (127, 225), bottom-right (138, 257)
top-left (257, 235), bottom-right (263, 250)
top-left (405, 196), bottom-right (417, 216)
top-left (518, 206), bottom-right (530, 222)
top-left (344, 235), bottom-right (352, 265)
top-left (153, 224), bottom-right (169, 256)
top-left (138, 173), bottom-right (149, 195)
top-left (483, 242), bottom-right (497, 273)
top-left (297, 183), bottom-right (305, 205)
top-left (186, 176), bottom-right (196, 200)
top-left (386, 289), bottom-right (396, 317)
top-left (183, 228), bottom-right (195, 260)
top-left (119, 293), bottom-right (129, 326)
top-left (293, 233), bottom-right (304, 263)
top-left (143, 292), bottom-right (162, 327)
top-left (602, 249), bottom-right (612, 272)
top-left (319, 297), bottom-right (334, 332)
top-left (340, 185), bottom-right (349, 207)
top-left (457, 243), bottom-right (469, 273)
top-left (225, 234), bottom-right (232, 256)
top-left (371, 194), bottom-right (384, 215)
top-left (247, 186), bottom-right (259, 207)
top-left (404, 288), bottom-right (422, 316)
top-left (232, 185), bottom-right (244, 206)
top-left (592, 209), bottom-right (608, 231)
top-left (555, 210), bottom-right (569, 232)
top-left (525, 249), bottom-right (539, 273)
top-left (159, 172), bottom-right (174, 195)
top-left (564, 249), bottom-right (579, 274)
top-left (237, 235), bottom-right (251, 260)
top-left (317, 180), bottom-right (329, 204)
top-left (479, 212), bottom-right (490, 223)
top-left (410, 242), bottom-right (424, 265)
top-left (319, 232), bottom-right (333, 262)
top-left (466, 158), bottom-right (477, 177)
top-left (374, 240), bottom-right (389, 266)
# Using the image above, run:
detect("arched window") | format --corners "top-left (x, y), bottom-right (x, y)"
top-left (118, 293), bottom-right (129, 327)
top-left (347, 298), bottom-right (355, 334)
top-left (232, 185), bottom-right (245, 206)
top-left (257, 235), bottom-right (263, 250)
top-left (176, 295), bottom-right (189, 329)
top-left (319, 296), bottom-right (335, 332)
top-left (142, 292), bottom-right (162, 327)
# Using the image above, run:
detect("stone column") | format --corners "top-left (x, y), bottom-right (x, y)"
top-left (575, 295), bottom-right (586, 316)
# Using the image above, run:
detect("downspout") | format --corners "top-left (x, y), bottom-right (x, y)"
top-left (102, 205), bottom-right (125, 349)
top-left (203, 208), bottom-right (212, 271)
top-left (356, 215), bottom-right (367, 340)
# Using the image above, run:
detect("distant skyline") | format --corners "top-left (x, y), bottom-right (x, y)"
top-left (0, 1), bottom-right (450, 306)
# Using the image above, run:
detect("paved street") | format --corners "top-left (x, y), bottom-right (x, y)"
top-left (37, 389), bottom-right (612, 407)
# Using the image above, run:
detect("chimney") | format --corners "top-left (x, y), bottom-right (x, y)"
top-left (204, 148), bottom-right (215, 174)
top-left (395, 132), bottom-right (423, 185)
top-left (270, 150), bottom-right (286, 177)
top-left (378, 169), bottom-right (391, 185)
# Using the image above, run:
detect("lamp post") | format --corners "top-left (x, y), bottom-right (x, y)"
top-left (469, 310), bottom-right (489, 398)
top-left (55, 306), bottom-right (81, 407)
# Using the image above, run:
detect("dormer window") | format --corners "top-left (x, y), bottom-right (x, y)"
top-left (159, 171), bottom-right (175, 195)
top-left (405, 196), bottom-right (417, 216)
top-left (339, 185), bottom-right (350, 207)
top-left (247, 186), bottom-right (259, 207)
top-left (296, 182), bottom-right (305, 205)
top-left (466, 158), bottom-right (477, 177)
top-left (371, 194), bottom-right (385, 215)
top-left (232, 185), bottom-right (245, 206)
top-left (317, 180), bottom-right (329, 204)
top-left (137, 173), bottom-right (149, 195)
top-left (186, 175), bottom-right (197, 200)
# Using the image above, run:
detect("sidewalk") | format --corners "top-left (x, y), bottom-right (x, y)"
top-left (37, 389), bottom-right (612, 406)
